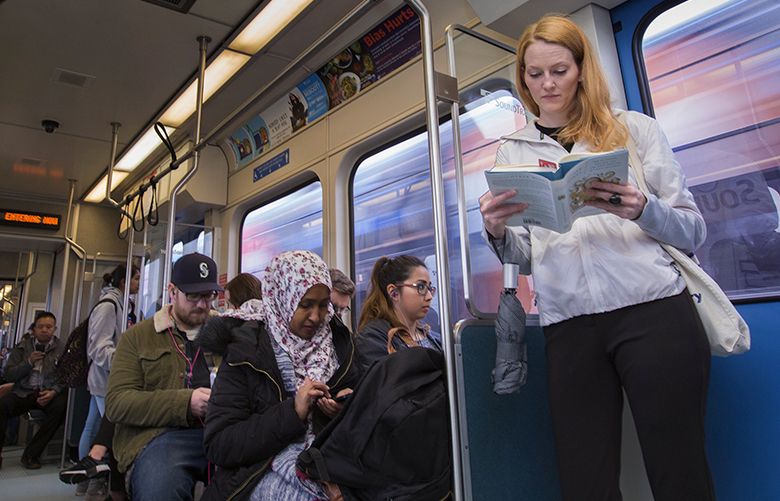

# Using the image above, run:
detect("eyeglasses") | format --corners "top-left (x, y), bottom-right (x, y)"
top-left (179, 290), bottom-right (218, 303)
top-left (397, 282), bottom-right (436, 297)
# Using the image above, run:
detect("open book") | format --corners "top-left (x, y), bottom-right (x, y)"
top-left (484, 149), bottom-right (629, 233)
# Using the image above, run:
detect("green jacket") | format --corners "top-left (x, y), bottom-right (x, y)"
top-left (106, 307), bottom-right (221, 472)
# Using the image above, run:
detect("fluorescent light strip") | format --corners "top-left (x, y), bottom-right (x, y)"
top-left (229, 0), bottom-right (315, 55)
top-left (112, 0), bottom-right (311, 175)
top-left (159, 49), bottom-right (251, 127)
top-left (115, 125), bottom-right (176, 172)
top-left (84, 171), bottom-right (129, 203)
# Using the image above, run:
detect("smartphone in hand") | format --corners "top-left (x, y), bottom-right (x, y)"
top-left (333, 393), bottom-right (352, 403)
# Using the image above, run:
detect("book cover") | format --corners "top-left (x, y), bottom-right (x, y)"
top-left (485, 149), bottom-right (629, 232)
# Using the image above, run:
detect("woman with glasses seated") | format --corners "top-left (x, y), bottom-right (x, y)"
top-left (356, 255), bottom-right (442, 372)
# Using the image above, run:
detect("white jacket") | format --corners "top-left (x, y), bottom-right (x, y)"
top-left (485, 110), bottom-right (706, 326)
top-left (87, 286), bottom-right (124, 396)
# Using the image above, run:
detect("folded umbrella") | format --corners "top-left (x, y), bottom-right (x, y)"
top-left (492, 263), bottom-right (528, 394)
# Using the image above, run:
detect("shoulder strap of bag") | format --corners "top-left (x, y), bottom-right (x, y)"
top-left (94, 297), bottom-right (119, 314)
top-left (619, 115), bottom-right (701, 261)
top-left (618, 114), bottom-right (650, 196)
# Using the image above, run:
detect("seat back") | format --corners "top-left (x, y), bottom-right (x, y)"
top-left (455, 320), bottom-right (561, 500)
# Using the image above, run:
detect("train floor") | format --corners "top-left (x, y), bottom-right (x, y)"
top-left (0, 445), bottom-right (75, 500)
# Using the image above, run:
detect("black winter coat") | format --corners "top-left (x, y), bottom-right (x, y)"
top-left (197, 316), bottom-right (361, 501)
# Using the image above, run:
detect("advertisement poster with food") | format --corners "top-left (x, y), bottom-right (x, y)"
top-left (297, 73), bottom-right (330, 124)
top-left (229, 6), bottom-right (421, 169)
top-left (318, 6), bottom-right (420, 108)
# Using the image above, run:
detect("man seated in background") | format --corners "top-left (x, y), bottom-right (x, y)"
top-left (106, 253), bottom-right (222, 500)
top-left (0, 311), bottom-right (66, 470)
top-left (329, 267), bottom-right (356, 327)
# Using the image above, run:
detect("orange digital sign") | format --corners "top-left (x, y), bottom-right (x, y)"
top-left (0, 209), bottom-right (61, 230)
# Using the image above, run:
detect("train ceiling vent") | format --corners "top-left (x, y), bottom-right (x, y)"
top-left (140, 0), bottom-right (197, 14)
top-left (51, 68), bottom-right (95, 89)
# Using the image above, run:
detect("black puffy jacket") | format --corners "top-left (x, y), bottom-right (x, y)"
top-left (197, 316), bottom-right (361, 501)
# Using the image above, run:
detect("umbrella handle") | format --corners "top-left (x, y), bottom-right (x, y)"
top-left (503, 263), bottom-right (520, 289)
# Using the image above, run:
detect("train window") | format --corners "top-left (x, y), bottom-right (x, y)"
top-left (641, 0), bottom-right (780, 300)
top-left (140, 223), bottom-right (215, 319)
top-left (241, 181), bottom-right (324, 277)
top-left (351, 78), bottom-right (532, 330)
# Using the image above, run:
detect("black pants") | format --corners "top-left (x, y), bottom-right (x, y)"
top-left (0, 390), bottom-right (67, 460)
top-left (543, 292), bottom-right (715, 501)
top-left (93, 414), bottom-right (125, 493)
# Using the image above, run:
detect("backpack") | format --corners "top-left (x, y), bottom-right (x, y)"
top-left (56, 298), bottom-right (118, 388)
top-left (297, 348), bottom-right (452, 501)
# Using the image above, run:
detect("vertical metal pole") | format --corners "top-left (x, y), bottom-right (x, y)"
top-left (59, 180), bottom-right (77, 329)
top-left (105, 122), bottom-right (124, 208)
top-left (89, 254), bottom-right (98, 306)
top-left (162, 35), bottom-right (209, 305)
top-left (140, 224), bottom-right (149, 319)
top-left (445, 24), bottom-right (515, 321)
top-left (406, 2), bottom-right (463, 499)
top-left (123, 226), bottom-right (135, 328)
top-left (58, 179), bottom-right (76, 469)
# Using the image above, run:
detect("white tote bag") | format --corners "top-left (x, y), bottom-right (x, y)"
top-left (624, 131), bottom-right (750, 356)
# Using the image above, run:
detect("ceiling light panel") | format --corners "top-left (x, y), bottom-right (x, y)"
top-left (229, 0), bottom-right (315, 55)
top-left (84, 171), bottom-right (129, 203)
top-left (159, 49), bottom-right (250, 127)
top-left (115, 125), bottom-right (176, 171)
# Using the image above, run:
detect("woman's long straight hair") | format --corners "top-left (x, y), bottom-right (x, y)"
top-left (358, 255), bottom-right (426, 332)
top-left (516, 14), bottom-right (628, 151)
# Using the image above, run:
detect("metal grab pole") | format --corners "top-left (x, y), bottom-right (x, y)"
top-left (105, 122), bottom-right (130, 218)
top-left (445, 24), bottom-right (515, 320)
top-left (59, 179), bottom-right (82, 468)
top-left (406, 1), bottom-right (463, 499)
top-left (123, 226), bottom-right (135, 327)
top-left (162, 35), bottom-right (209, 305)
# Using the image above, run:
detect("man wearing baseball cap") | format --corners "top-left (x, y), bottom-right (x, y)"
top-left (106, 253), bottom-right (222, 500)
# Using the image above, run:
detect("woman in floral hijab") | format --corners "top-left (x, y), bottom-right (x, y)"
top-left (261, 250), bottom-right (339, 393)
top-left (200, 251), bottom-right (361, 501)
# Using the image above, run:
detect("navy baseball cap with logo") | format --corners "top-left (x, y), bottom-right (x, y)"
top-left (171, 253), bottom-right (222, 293)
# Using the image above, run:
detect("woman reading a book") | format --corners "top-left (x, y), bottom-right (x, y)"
top-left (479, 15), bottom-right (713, 501)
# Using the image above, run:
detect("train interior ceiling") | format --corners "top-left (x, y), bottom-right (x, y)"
top-left (1, 0), bottom-right (779, 499)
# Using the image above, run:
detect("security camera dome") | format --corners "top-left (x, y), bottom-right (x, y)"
top-left (41, 119), bottom-right (60, 133)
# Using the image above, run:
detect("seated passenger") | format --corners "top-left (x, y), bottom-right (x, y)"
top-left (199, 250), bottom-right (361, 501)
top-left (105, 253), bottom-right (222, 501)
top-left (356, 255), bottom-right (441, 371)
top-left (328, 267), bottom-right (355, 327)
top-left (0, 311), bottom-right (66, 470)
top-left (224, 271), bottom-right (262, 310)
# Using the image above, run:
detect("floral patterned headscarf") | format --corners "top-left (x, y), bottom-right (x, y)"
top-left (261, 250), bottom-right (338, 388)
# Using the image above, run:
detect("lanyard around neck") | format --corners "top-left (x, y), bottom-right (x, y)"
top-left (167, 326), bottom-right (201, 387)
